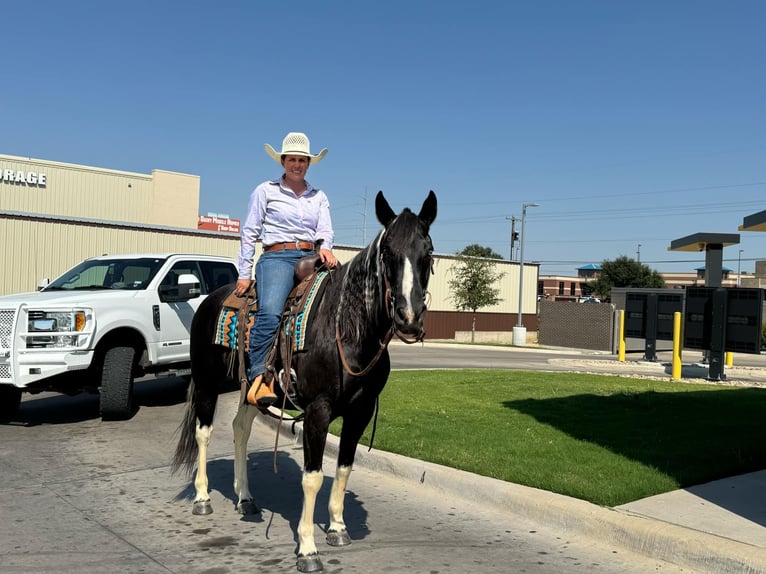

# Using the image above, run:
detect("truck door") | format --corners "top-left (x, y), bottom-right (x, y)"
top-left (155, 261), bottom-right (204, 363)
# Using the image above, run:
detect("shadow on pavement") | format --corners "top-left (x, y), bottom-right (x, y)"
top-left (5, 376), bottom-right (192, 426)
top-left (172, 450), bottom-right (371, 546)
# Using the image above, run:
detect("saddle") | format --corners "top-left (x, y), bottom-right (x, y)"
top-left (219, 254), bottom-right (331, 408)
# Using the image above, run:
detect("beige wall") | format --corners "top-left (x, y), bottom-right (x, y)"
top-left (0, 154), bottom-right (198, 228)
top-left (150, 169), bottom-right (200, 228)
top-left (0, 216), bottom-right (238, 294)
top-left (430, 255), bottom-right (538, 314)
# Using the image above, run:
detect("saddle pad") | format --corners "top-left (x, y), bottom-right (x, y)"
top-left (290, 270), bottom-right (329, 352)
top-left (214, 306), bottom-right (255, 350)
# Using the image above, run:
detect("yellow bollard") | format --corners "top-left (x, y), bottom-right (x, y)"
top-left (725, 352), bottom-right (734, 367)
top-left (672, 311), bottom-right (682, 380)
top-left (618, 309), bottom-right (626, 362)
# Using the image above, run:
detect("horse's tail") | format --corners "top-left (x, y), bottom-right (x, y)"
top-left (170, 379), bottom-right (199, 477)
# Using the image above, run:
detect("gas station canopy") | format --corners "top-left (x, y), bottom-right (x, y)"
top-left (739, 209), bottom-right (766, 232)
top-left (668, 232), bottom-right (740, 252)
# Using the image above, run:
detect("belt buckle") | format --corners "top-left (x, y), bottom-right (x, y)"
top-left (294, 240), bottom-right (301, 250)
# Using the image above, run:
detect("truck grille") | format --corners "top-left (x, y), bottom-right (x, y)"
top-left (0, 309), bottom-right (15, 380)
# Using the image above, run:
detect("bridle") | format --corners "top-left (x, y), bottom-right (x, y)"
top-left (335, 232), bottom-right (431, 377)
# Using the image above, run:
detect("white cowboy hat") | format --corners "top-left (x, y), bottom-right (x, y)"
top-left (264, 132), bottom-right (327, 165)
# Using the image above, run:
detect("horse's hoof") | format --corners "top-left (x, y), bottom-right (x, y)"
top-left (192, 500), bottom-right (213, 515)
top-left (296, 552), bottom-right (323, 573)
top-left (236, 499), bottom-right (260, 515)
top-left (326, 529), bottom-right (351, 547)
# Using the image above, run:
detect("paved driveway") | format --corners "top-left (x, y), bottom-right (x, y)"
top-left (0, 376), bottom-right (686, 574)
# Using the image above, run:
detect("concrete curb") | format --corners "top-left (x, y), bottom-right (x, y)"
top-left (258, 415), bottom-right (766, 574)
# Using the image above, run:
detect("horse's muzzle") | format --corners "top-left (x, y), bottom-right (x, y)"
top-left (393, 304), bottom-right (426, 341)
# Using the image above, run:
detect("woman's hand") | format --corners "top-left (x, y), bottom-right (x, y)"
top-left (234, 278), bottom-right (252, 297)
top-left (318, 248), bottom-right (338, 269)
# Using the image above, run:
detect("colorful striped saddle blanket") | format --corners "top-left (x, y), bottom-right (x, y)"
top-left (214, 306), bottom-right (255, 350)
top-left (285, 270), bottom-right (330, 352)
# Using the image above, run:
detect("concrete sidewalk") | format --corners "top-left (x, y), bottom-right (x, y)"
top-left (262, 414), bottom-right (766, 574)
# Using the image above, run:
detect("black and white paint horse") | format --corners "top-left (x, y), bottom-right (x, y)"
top-left (171, 191), bottom-right (437, 572)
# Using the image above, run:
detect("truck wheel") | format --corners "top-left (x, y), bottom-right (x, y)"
top-left (0, 386), bottom-right (22, 421)
top-left (100, 346), bottom-right (135, 421)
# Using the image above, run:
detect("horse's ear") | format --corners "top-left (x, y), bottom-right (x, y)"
top-left (418, 190), bottom-right (437, 227)
top-left (375, 190), bottom-right (397, 227)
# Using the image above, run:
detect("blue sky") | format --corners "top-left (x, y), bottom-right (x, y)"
top-left (4, 1), bottom-right (764, 275)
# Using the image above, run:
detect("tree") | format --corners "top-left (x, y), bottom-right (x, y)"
top-left (448, 245), bottom-right (505, 342)
top-left (460, 244), bottom-right (504, 260)
top-left (586, 256), bottom-right (666, 299)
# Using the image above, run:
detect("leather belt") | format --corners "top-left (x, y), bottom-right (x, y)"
top-left (264, 241), bottom-right (315, 252)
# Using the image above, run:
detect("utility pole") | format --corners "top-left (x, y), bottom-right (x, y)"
top-left (506, 215), bottom-right (519, 260)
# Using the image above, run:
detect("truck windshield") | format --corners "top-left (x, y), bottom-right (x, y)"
top-left (44, 258), bottom-right (168, 291)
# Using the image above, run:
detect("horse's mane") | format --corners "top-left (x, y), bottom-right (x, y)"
top-left (331, 208), bottom-right (422, 343)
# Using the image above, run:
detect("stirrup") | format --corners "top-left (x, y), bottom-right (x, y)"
top-left (246, 374), bottom-right (277, 407)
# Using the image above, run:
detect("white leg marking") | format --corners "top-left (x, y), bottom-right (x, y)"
top-left (298, 470), bottom-right (324, 557)
top-left (401, 257), bottom-right (415, 322)
top-left (232, 403), bottom-right (258, 504)
top-left (328, 465), bottom-right (352, 533)
top-left (194, 423), bottom-right (213, 502)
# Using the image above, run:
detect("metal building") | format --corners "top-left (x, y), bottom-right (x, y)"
top-left (1, 154), bottom-right (537, 339)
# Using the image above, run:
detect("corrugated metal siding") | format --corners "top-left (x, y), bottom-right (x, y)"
top-left (429, 256), bottom-right (538, 314)
top-left (0, 155), bottom-right (198, 228)
top-left (0, 215), bottom-right (366, 295)
top-left (0, 217), bottom-right (238, 294)
top-left (1, 155), bottom-right (152, 223)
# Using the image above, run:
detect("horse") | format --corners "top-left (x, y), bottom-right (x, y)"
top-left (171, 190), bottom-right (437, 573)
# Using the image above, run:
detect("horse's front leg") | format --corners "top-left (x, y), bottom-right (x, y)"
top-left (192, 422), bottom-right (213, 515)
top-left (297, 469), bottom-right (324, 572)
top-left (326, 465), bottom-right (353, 546)
top-left (324, 407), bottom-right (373, 546)
top-left (232, 401), bottom-right (259, 514)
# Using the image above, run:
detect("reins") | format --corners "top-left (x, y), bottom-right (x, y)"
top-left (335, 271), bottom-right (424, 378)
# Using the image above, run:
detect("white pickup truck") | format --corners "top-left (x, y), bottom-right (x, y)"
top-left (0, 253), bottom-right (237, 421)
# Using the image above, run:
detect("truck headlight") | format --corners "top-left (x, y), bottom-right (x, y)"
top-left (27, 310), bottom-right (88, 348)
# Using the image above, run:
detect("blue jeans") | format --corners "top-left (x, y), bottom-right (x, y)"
top-left (247, 249), bottom-right (311, 380)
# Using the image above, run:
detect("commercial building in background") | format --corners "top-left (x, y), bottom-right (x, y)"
top-left (539, 264), bottom-right (744, 302)
top-left (0, 153), bottom-right (242, 295)
top-left (0, 153), bottom-right (539, 340)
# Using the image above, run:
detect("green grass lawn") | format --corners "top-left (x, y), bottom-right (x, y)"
top-left (330, 370), bottom-right (766, 507)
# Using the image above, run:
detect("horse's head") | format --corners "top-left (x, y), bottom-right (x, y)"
top-left (375, 190), bottom-right (437, 340)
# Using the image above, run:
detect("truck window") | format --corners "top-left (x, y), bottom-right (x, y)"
top-left (159, 262), bottom-right (204, 292)
top-left (200, 261), bottom-right (238, 292)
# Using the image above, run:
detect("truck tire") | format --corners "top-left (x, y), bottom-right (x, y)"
top-left (0, 386), bottom-right (22, 421)
top-left (100, 346), bottom-right (135, 421)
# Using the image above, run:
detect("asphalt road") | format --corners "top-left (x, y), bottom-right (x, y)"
top-left (0, 355), bottom-right (694, 574)
top-left (389, 340), bottom-right (766, 379)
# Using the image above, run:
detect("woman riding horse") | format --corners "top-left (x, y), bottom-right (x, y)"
top-left (235, 131), bottom-right (338, 407)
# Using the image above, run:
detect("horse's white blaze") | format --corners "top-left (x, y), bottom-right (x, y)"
top-left (194, 423), bottom-right (213, 502)
top-left (232, 403), bottom-right (258, 504)
top-left (298, 470), bottom-right (324, 556)
top-left (328, 465), bottom-right (352, 532)
top-left (401, 256), bottom-right (415, 323)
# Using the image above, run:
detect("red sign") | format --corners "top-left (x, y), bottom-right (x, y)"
top-left (198, 215), bottom-right (240, 234)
